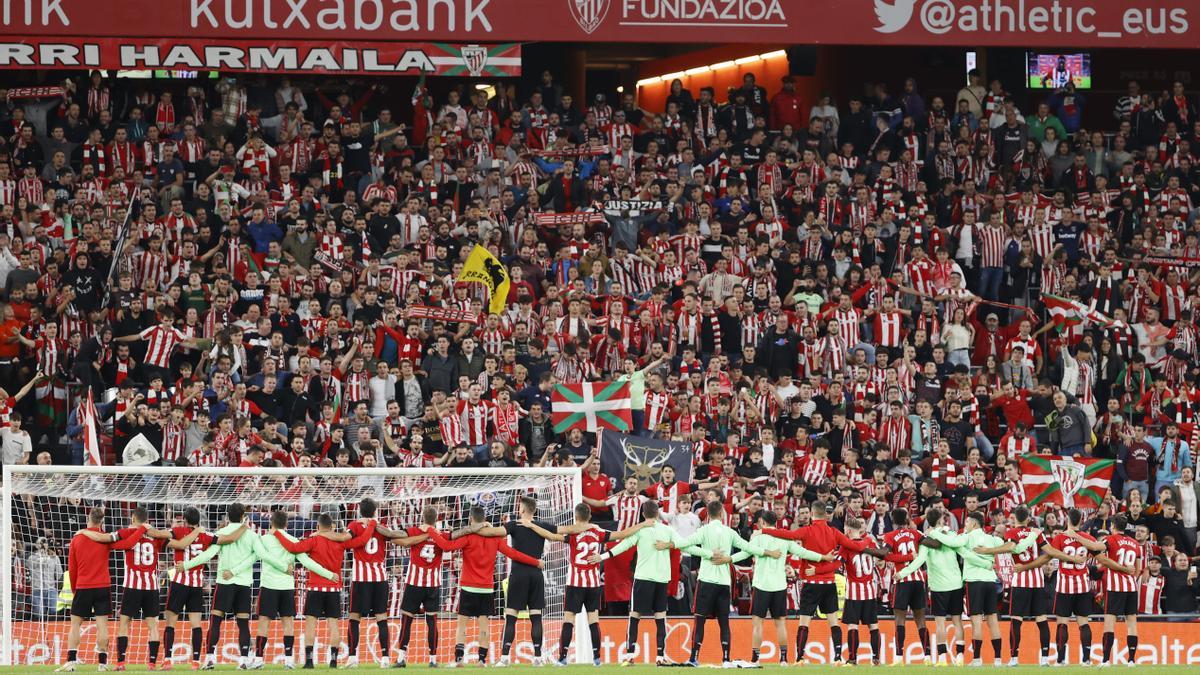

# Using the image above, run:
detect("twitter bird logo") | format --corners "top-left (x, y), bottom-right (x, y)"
top-left (874, 0), bottom-right (916, 32)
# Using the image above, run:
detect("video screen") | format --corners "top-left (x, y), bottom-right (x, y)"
top-left (1027, 52), bottom-right (1091, 89)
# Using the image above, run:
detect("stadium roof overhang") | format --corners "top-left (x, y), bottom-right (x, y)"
top-left (0, 0), bottom-right (1194, 75)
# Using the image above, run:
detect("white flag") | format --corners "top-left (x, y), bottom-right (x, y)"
top-left (81, 388), bottom-right (102, 466)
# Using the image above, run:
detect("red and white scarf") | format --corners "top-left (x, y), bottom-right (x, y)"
top-left (155, 103), bottom-right (176, 130)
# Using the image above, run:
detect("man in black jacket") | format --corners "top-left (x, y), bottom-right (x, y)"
top-left (756, 312), bottom-right (799, 379)
top-left (1147, 501), bottom-right (1192, 555)
top-left (837, 97), bottom-right (873, 157)
top-left (1161, 552), bottom-right (1200, 613)
top-left (518, 402), bottom-right (557, 462)
top-left (544, 159), bottom-right (586, 213)
top-left (278, 374), bottom-right (317, 427)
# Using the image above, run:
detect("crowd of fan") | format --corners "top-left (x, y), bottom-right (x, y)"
top-left (2, 64), bottom-right (1200, 614)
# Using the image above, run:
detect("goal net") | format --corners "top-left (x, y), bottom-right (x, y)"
top-left (1, 466), bottom-right (582, 668)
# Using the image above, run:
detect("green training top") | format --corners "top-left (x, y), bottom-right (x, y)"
top-left (676, 520), bottom-right (765, 586)
top-left (897, 526), bottom-right (967, 592)
top-left (959, 528), bottom-right (1040, 583)
top-left (248, 530), bottom-right (338, 590)
top-left (183, 522), bottom-right (258, 587)
top-left (730, 531), bottom-right (824, 592)
top-left (607, 521), bottom-right (710, 584)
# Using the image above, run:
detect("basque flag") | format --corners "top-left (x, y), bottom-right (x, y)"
top-left (1019, 454), bottom-right (1115, 509)
top-left (551, 381), bottom-right (632, 433)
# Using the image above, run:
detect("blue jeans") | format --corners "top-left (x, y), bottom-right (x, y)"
top-left (980, 267), bottom-right (1003, 301)
top-left (974, 432), bottom-right (995, 461)
top-left (948, 349), bottom-right (971, 368)
top-left (1060, 444), bottom-right (1084, 457)
top-left (33, 588), bottom-right (57, 619)
top-left (1123, 480), bottom-right (1150, 502)
top-left (630, 410), bottom-right (647, 437)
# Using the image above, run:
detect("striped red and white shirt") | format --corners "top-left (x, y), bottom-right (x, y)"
top-left (800, 456), bottom-right (832, 485)
top-left (456, 399), bottom-right (493, 446)
top-left (349, 519), bottom-right (390, 583)
top-left (1029, 223), bottom-right (1056, 259)
top-left (1102, 533), bottom-right (1142, 593)
top-left (1138, 574), bottom-right (1165, 614)
top-left (161, 421), bottom-right (187, 464)
top-left (645, 390), bottom-right (672, 431)
top-left (1051, 532), bottom-right (1094, 594)
top-left (139, 325), bottom-right (186, 368)
top-left (883, 527), bottom-right (926, 584)
top-left (976, 224), bottom-right (1008, 268)
top-left (403, 527), bottom-right (447, 588)
top-left (644, 481), bottom-right (693, 514)
top-left (874, 311), bottom-right (904, 347)
top-left (169, 526), bottom-right (216, 587)
top-left (606, 493), bottom-right (648, 530)
top-left (841, 535), bottom-right (880, 600)
top-left (0, 178), bottom-right (15, 207)
top-left (567, 525), bottom-right (608, 588)
top-left (341, 368), bottom-right (371, 406)
top-left (1006, 525), bottom-right (1046, 588)
top-left (118, 530), bottom-right (165, 590)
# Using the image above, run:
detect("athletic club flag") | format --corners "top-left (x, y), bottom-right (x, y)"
top-left (1019, 454), bottom-right (1115, 509)
top-left (81, 389), bottom-right (103, 466)
top-left (551, 381), bottom-right (632, 433)
top-left (1043, 294), bottom-right (1119, 331)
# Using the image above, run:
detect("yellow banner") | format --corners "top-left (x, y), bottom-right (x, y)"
top-left (457, 245), bottom-right (510, 315)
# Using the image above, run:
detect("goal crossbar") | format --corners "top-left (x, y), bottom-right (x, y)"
top-left (1, 465), bottom-right (584, 667)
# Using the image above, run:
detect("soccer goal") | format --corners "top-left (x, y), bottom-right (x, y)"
top-left (1, 465), bottom-right (583, 668)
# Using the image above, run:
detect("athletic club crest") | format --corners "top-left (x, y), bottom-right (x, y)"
top-left (461, 45), bottom-right (488, 77)
top-left (568, 0), bottom-right (610, 34)
top-left (1051, 458), bottom-right (1085, 501)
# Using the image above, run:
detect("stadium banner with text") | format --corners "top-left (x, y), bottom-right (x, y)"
top-left (0, 0), bottom-right (1195, 48)
top-left (8, 618), bottom-right (1200, 666)
top-left (0, 38), bottom-right (520, 76)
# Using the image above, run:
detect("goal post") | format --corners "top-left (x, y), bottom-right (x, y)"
top-left (2, 464), bottom-right (584, 668)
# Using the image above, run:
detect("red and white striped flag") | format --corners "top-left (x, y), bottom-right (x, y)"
top-left (81, 389), bottom-right (103, 466)
top-left (1043, 294), bottom-right (1119, 331)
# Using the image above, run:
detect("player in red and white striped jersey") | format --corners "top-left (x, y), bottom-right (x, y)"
top-left (394, 505), bottom-right (447, 667)
top-left (1003, 506), bottom-right (1054, 664)
top-left (115, 511), bottom-right (172, 668)
top-left (162, 507), bottom-right (248, 668)
top-left (519, 503), bottom-right (653, 665)
top-left (881, 509), bottom-right (930, 663)
top-left (1050, 510), bottom-right (1098, 665)
top-left (74, 507), bottom-right (178, 669)
top-left (1063, 514), bottom-right (1143, 665)
top-left (345, 498), bottom-right (430, 668)
top-left (837, 521), bottom-right (891, 666)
